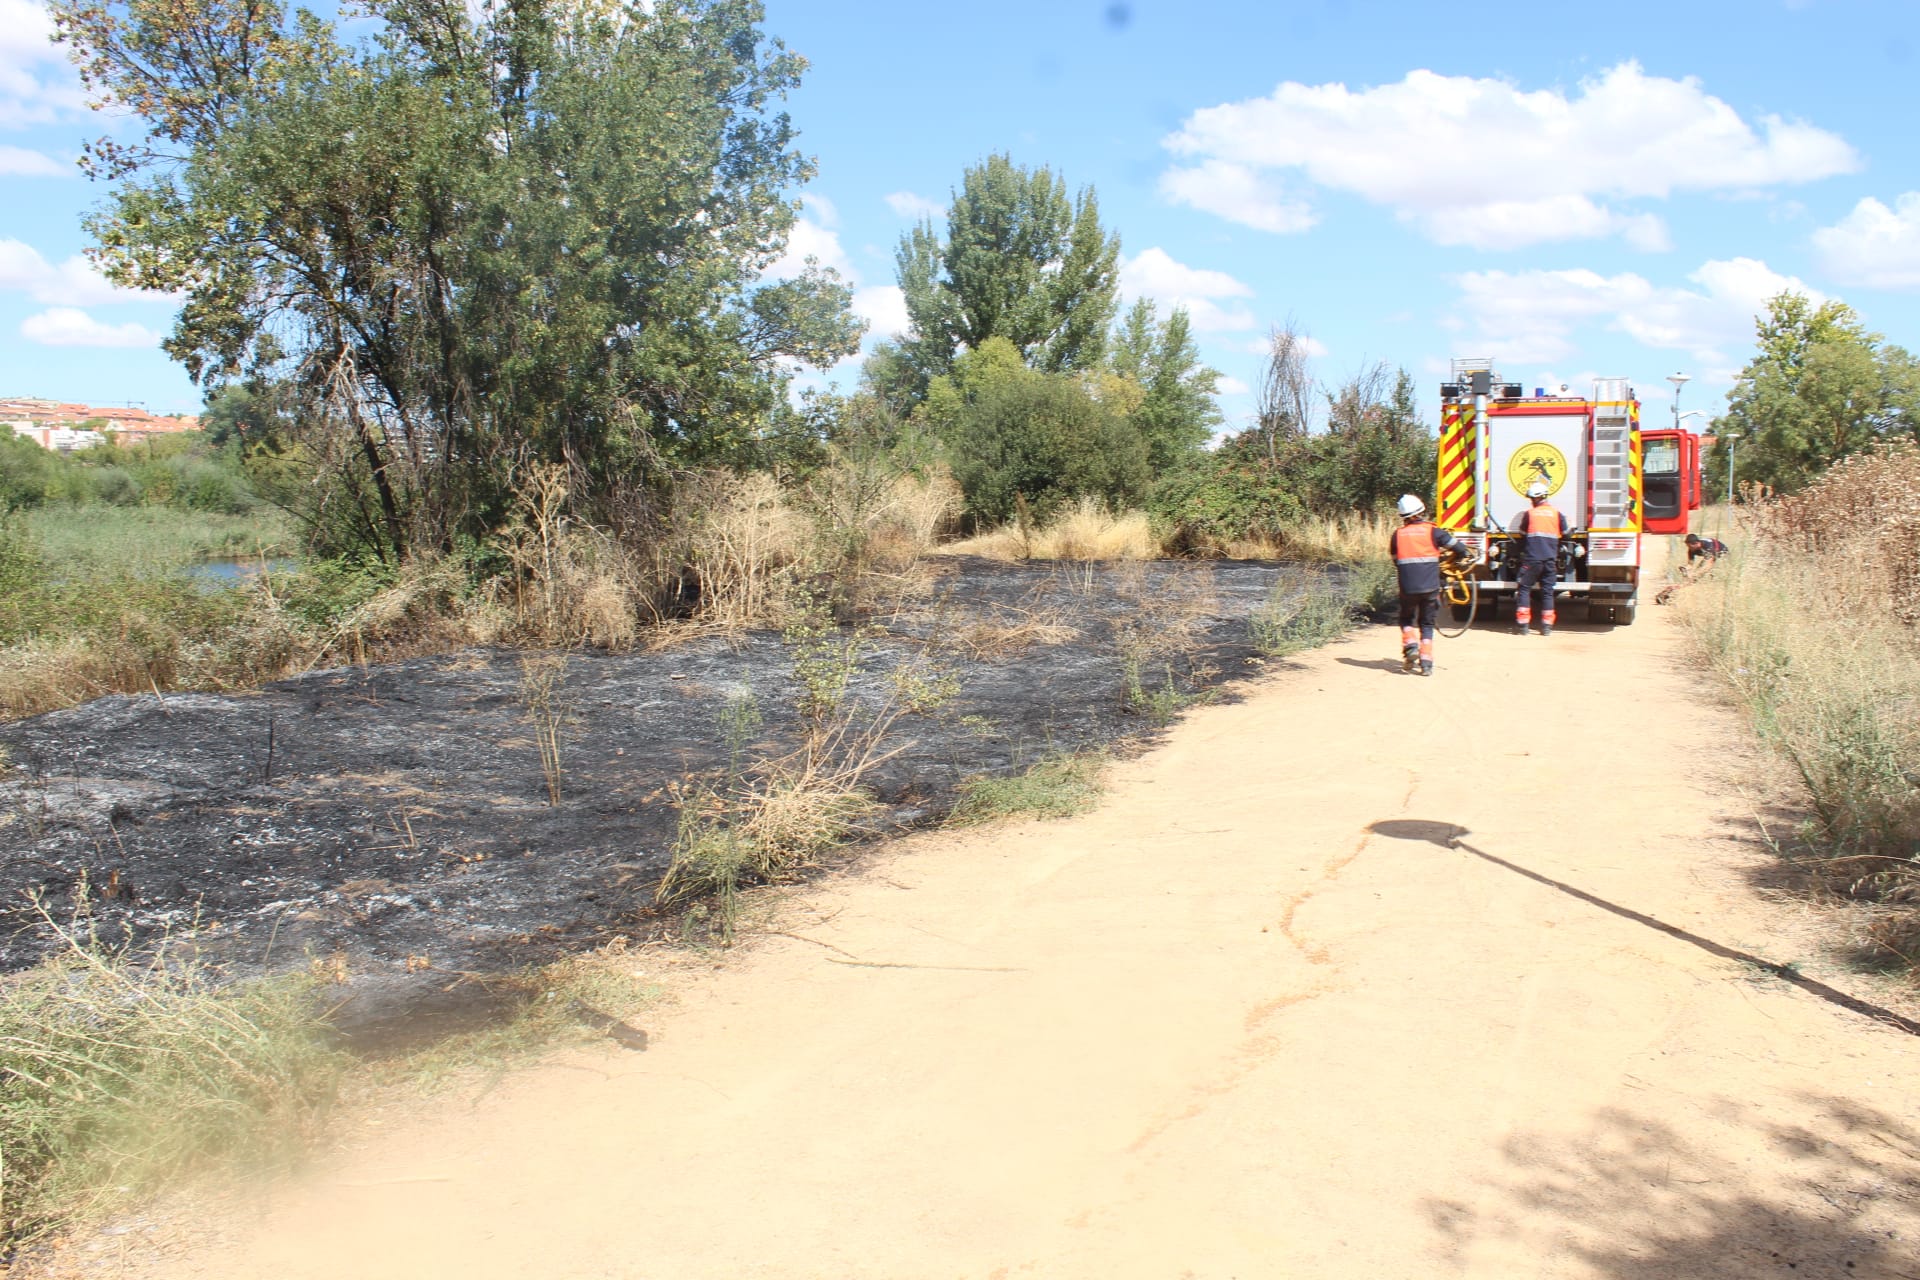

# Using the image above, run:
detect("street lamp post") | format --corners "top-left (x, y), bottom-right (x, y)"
top-left (1666, 372), bottom-right (1690, 430)
top-left (1724, 434), bottom-right (1742, 505)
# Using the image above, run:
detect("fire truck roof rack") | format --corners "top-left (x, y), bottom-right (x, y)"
top-left (1450, 357), bottom-right (1496, 378)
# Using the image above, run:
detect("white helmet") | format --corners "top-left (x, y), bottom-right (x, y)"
top-left (1526, 481), bottom-right (1549, 500)
top-left (1396, 494), bottom-right (1426, 518)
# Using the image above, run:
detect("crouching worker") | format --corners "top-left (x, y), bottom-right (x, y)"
top-left (1684, 532), bottom-right (1726, 570)
top-left (1390, 494), bottom-right (1474, 676)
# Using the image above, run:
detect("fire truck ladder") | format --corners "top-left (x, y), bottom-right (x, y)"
top-left (1589, 377), bottom-right (1634, 531)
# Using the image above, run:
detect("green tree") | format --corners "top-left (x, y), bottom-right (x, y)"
top-left (893, 154), bottom-right (1120, 391)
top-left (200, 381), bottom-right (293, 450)
top-left (0, 434), bottom-right (56, 509)
top-left (1108, 299), bottom-right (1221, 471)
top-left (55, 0), bottom-right (861, 559)
top-left (930, 338), bottom-right (1146, 523)
top-left (1711, 292), bottom-right (1915, 494)
top-left (1150, 363), bottom-right (1433, 544)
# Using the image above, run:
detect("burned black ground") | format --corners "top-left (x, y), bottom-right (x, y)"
top-left (0, 558), bottom-right (1338, 1041)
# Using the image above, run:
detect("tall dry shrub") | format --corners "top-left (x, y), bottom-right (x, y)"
top-left (1747, 443), bottom-right (1920, 626)
top-left (1682, 445), bottom-right (1920, 965)
top-left (493, 464), bottom-right (644, 649)
top-left (674, 470), bottom-right (812, 628)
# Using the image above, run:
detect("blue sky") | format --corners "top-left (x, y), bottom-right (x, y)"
top-left (4, 0), bottom-right (1918, 430)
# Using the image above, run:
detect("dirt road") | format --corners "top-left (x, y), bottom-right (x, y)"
top-left (101, 607), bottom-right (1920, 1278)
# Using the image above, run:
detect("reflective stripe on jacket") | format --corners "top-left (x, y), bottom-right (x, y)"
top-left (1391, 520), bottom-right (1458, 595)
top-left (1515, 503), bottom-right (1567, 562)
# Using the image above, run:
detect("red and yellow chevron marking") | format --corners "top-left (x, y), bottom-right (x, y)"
top-left (1436, 403), bottom-right (1475, 529)
top-left (1627, 426), bottom-right (1643, 532)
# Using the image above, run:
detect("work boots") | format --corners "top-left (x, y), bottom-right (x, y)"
top-left (1401, 643), bottom-right (1419, 673)
top-left (1420, 660), bottom-right (1433, 677)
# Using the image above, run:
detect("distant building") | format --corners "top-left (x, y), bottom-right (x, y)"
top-left (0, 397), bottom-right (201, 451)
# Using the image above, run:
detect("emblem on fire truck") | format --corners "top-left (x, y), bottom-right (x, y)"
top-left (1507, 442), bottom-right (1568, 497)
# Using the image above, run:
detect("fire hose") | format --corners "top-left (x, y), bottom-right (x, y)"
top-left (1437, 553), bottom-right (1477, 639)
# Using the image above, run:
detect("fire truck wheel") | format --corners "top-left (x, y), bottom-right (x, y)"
top-left (1613, 602), bottom-right (1637, 626)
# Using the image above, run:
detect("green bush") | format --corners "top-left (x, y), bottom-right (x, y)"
top-left (268, 557), bottom-right (398, 629)
top-left (85, 465), bottom-right (144, 506)
top-left (946, 371), bottom-right (1149, 524)
top-left (0, 514), bottom-right (46, 639)
top-left (1150, 452), bottom-right (1305, 549)
top-left (0, 435), bottom-right (55, 508)
top-left (1151, 424), bottom-right (1436, 549)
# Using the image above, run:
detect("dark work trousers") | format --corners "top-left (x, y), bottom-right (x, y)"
top-left (1398, 591), bottom-right (1439, 665)
top-left (1515, 559), bottom-right (1559, 629)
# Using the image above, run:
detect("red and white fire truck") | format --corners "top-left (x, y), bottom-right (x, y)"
top-left (1433, 359), bottom-right (1706, 626)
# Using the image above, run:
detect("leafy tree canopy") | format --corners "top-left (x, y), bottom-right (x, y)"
top-left (54, 0), bottom-right (861, 558)
top-left (1713, 292), bottom-right (1919, 495)
top-left (1108, 299), bottom-right (1222, 471)
top-left (889, 154), bottom-right (1120, 395)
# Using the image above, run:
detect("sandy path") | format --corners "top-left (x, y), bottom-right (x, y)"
top-left (118, 606), bottom-right (1920, 1279)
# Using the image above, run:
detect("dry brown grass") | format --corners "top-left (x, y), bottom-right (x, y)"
top-left (1274, 513), bottom-right (1396, 564)
top-left (0, 636), bottom-right (144, 719)
top-left (1746, 443), bottom-right (1920, 626)
top-left (1167, 513), bottom-right (1395, 565)
top-left (0, 464), bottom-right (953, 721)
top-left (1680, 445), bottom-right (1920, 973)
top-left (938, 505), bottom-right (1396, 567)
top-left (940, 497), bottom-right (1158, 561)
top-left (944, 606), bottom-right (1080, 660)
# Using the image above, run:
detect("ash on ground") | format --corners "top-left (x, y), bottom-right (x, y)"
top-left (0, 558), bottom-right (1343, 1042)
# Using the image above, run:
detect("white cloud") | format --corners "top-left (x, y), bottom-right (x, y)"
top-left (0, 238), bottom-right (176, 305)
top-left (1157, 160), bottom-right (1315, 235)
top-left (1240, 333), bottom-right (1326, 357)
top-left (0, 0), bottom-right (87, 127)
top-left (0, 144), bottom-right (66, 177)
top-left (1421, 197), bottom-right (1671, 252)
top-left (1813, 193), bottom-right (1920, 289)
top-left (21, 306), bottom-right (163, 347)
top-left (1164, 62), bottom-right (1859, 249)
top-left (1215, 375), bottom-right (1250, 396)
top-left (801, 193), bottom-right (839, 226)
top-left (851, 284), bottom-right (909, 341)
top-left (764, 217), bottom-right (856, 281)
top-left (1118, 247), bottom-right (1257, 333)
top-left (884, 190), bottom-right (946, 221)
top-left (1449, 257), bottom-right (1820, 369)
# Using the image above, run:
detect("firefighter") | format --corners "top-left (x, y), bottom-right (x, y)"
top-left (1390, 493), bottom-right (1473, 676)
top-left (1508, 480), bottom-right (1569, 636)
top-left (1684, 532), bottom-right (1727, 566)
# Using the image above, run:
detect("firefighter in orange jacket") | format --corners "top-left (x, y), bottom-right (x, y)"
top-left (1508, 481), bottom-right (1570, 636)
top-left (1390, 494), bottom-right (1473, 676)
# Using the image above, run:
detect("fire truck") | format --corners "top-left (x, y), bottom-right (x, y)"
top-left (1433, 359), bottom-right (1706, 626)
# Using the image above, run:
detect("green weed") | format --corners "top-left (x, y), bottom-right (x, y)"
top-left (949, 753), bottom-right (1106, 825)
top-left (1250, 570), bottom-right (1368, 657)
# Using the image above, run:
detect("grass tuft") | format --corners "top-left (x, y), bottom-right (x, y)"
top-left (1250, 568), bottom-right (1379, 657)
top-left (0, 918), bottom-right (345, 1244)
top-left (949, 753), bottom-right (1107, 825)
